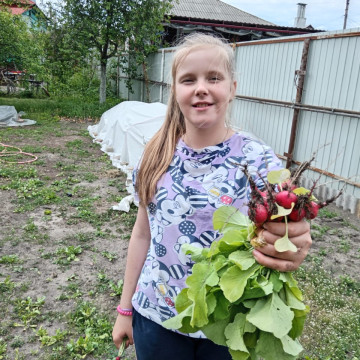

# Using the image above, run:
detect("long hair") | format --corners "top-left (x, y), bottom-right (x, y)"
top-left (136, 33), bottom-right (236, 205)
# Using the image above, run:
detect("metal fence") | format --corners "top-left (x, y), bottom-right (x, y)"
top-left (118, 28), bottom-right (360, 215)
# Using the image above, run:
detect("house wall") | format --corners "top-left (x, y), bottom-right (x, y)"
top-left (118, 27), bottom-right (360, 214)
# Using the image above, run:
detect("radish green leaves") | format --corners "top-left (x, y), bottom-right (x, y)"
top-left (163, 207), bottom-right (308, 360)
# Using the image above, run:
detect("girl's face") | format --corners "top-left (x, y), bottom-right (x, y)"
top-left (175, 46), bottom-right (236, 133)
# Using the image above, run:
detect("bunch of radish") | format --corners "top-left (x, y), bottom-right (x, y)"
top-left (243, 162), bottom-right (342, 252)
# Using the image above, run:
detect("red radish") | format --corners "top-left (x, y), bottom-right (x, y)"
top-left (306, 201), bottom-right (320, 219)
top-left (248, 203), bottom-right (269, 225)
top-left (289, 208), bottom-right (306, 222)
top-left (275, 191), bottom-right (298, 209)
top-left (281, 180), bottom-right (297, 191)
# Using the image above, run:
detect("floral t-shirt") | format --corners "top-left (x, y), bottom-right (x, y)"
top-left (131, 132), bottom-right (282, 336)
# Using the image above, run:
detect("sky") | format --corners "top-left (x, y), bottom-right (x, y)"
top-left (222, 0), bottom-right (360, 31)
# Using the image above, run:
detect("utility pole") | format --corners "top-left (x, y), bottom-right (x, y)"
top-left (343, 0), bottom-right (350, 29)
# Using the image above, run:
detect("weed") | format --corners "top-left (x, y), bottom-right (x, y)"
top-left (310, 223), bottom-right (331, 241)
top-left (35, 326), bottom-right (68, 347)
top-left (74, 232), bottom-right (95, 243)
top-left (58, 281), bottom-right (83, 301)
top-left (0, 165), bottom-right (38, 179)
top-left (66, 301), bottom-right (114, 358)
top-left (0, 276), bottom-right (15, 293)
top-left (109, 280), bottom-right (123, 297)
top-left (311, 223), bottom-right (330, 235)
top-left (341, 219), bottom-right (360, 231)
top-left (55, 245), bottom-right (82, 265)
top-left (318, 208), bottom-right (338, 219)
top-left (101, 251), bottom-right (118, 262)
top-left (66, 328), bottom-right (99, 358)
top-left (22, 145), bottom-right (46, 153)
top-left (13, 296), bottom-right (45, 328)
top-left (0, 254), bottom-right (21, 264)
top-left (55, 162), bottom-right (80, 172)
top-left (23, 219), bottom-right (38, 233)
top-left (96, 271), bottom-right (110, 293)
top-left (338, 236), bottom-right (351, 253)
top-left (22, 219), bottom-right (50, 244)
top-left (13, 349), bottom-right (25, 360)
top-left (81, 172), bottom-right (98, 182)
top-left (120, 211), bottom-right (137, 228)
top-left (0, 338), bottom-right (7, 358)
top-left (10, 337), bottom-right (25, 349)
top-left (297, 265), bottom-right (360, 359)
top-left (339, 275), bottom-right (360, 296)
top-left (66, 139), bottom-right (84, 150)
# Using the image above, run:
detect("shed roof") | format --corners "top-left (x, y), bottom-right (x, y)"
top-left (169, 0), bottom-right (275, 26)
top-left (0, 0), bottom-right (35, 15)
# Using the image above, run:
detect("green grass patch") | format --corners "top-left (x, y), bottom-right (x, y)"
top-left (297, 264), bottom-right (360, 359)
top-left (0, 97), bottom-right (119, 124)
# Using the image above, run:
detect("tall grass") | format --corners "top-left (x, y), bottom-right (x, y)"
top-left (0, 96), bottom-right (121, 122)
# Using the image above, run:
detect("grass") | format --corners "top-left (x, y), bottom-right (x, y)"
top-left (297, 263), bottom-right (360, 360)
top-left (0, 96), bottom-right (136, 360)
top-left (1, 96), bottom-right (359, 360)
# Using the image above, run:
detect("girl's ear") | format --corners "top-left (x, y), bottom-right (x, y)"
top-left (230, 80), bottom-right (237, 102)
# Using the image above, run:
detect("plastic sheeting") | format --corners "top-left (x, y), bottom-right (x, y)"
top-left (88, 101), bottom-right (166, 210)
top-left (0, 105), bottom-right (36, 127)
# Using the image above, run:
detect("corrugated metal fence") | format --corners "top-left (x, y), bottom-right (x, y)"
top-left (119, 28), bottom-right (360, 215)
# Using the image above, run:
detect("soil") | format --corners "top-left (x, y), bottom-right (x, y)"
top-left (0, 119), bottom-right (359, 359)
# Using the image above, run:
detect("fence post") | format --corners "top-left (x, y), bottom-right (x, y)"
top-left (285, 37), bottom-right (311, 168)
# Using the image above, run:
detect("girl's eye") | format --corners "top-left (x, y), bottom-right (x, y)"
top-left (209, 77), bottom-right (221, 82)
top-left (182, 79), bottom-right (194, 83)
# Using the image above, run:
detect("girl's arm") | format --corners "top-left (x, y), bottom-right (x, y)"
top-left (112, 205), bottom-right (151, 349)
top-left (252, 220), bottom-right (312, 272)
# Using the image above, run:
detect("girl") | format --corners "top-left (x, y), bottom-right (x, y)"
top-left (112, 33), bottom-right (312, 360)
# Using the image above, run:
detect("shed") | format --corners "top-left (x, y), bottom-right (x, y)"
top-left (0, 0), bottom-right (45, 29)
top-left (163, 0), bottom-right (322, 44)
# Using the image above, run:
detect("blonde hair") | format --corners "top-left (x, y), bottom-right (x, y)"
top-left (136, 33), bottom-right (236, 205)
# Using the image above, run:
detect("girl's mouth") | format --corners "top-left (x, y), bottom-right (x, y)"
top-left (193, 103), bottom-right (212, 108)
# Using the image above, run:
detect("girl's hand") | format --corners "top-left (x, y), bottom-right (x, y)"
top-left (252, 220), bottom-right (312, 272)
top-left (112, 314), bottom-right (133, 349)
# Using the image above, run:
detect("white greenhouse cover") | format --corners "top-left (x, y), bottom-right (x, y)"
top-left (0, 105), bottom-right (36, 127)
top-left (88, 101), bottom-right (166, 211)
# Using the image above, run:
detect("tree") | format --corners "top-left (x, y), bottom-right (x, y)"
top-left (0, 9), bottom-right (45, 75)
top-left (124, 0), bottom-right (172, 102)
top-left (58, 0), bottom-right (172, 104)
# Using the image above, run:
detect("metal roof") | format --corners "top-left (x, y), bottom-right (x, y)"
top-left (0, 0), bottom-right (35, 15)
top-left (169, 0), bottom-right (275, 26)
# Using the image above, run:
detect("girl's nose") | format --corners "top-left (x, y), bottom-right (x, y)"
top-left (195, 80), bottom-right (208, 95)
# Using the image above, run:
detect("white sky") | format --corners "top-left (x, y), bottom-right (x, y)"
top-left (222, 0), bottom-right (360, 31)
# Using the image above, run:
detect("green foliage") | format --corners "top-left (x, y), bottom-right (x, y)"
top-left (0, 276), bottom-right (16, 293)
top-left (35, 326), bottom-right (68, 347)
top-left (122, 0), bottom-right (173, 99)
top-left (55, 245), bottom-right (83, 265)
top-left (0, 254), bottom-right (20, 264)
top-left (164, 206), bottom-right (308, 360)
top-left (13, 296), bottom-right (45, 328)
top-left (43, 0), bottom-right (172, 102)
top-left (0, 10), bottom-right (44, 73)
top-left (0, 338), bottom-right (6, 358)
top-left (0, 96), bottom-right (119, 121)
top-left (297, 265), bottom-right (360, 359)
top-left (66, 301), bottom-right (114, 358)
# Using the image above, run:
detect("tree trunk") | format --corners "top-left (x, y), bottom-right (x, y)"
top-left (99, 60), bottom-right (107, 104)
top-left (142, 62), bottom-right (150, 103)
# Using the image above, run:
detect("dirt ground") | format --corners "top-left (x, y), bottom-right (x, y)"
top-left (0, 119), bottom-right (359, 359)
